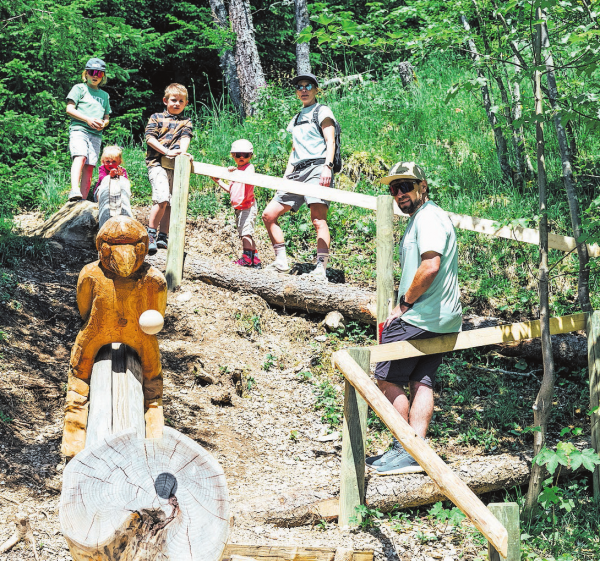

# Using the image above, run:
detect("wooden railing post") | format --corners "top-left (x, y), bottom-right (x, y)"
top-left (339, 348), bottom-right (369, 527)
top-left (165, 154), bottom-right (192, 291)
top-left (487, 503), bottom-right (520, 561)
top-left (376, 195), bottom-right (395, 337)
top-left (587, 310), bottom-right (600, 499)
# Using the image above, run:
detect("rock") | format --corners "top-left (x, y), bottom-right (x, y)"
top-left (398, 61), bottom-right (416, 87)
top-left (48, 240), bottom-right (63, 251)
top-left (194, 366), bottom-right (216, 386)
top-left (211, 391), bottom-right (233, 406)
top-left (314, 335), bottom-right (327, 342)
top-left (33, 201), bottom-right (98, 248)
top-left (316, 431), bottom-right (340, 442)
top-left (177, 291), bottom-right (192, 303)
top-left (324, 311), bottom-right (345, 332)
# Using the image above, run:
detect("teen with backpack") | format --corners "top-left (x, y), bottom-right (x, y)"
top-left (262, 73), bottom-right (341, 282)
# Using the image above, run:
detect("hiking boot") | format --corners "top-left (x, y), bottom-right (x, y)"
top-left (68, 189), bottom-right (83, 202)
top-left (305, 262), bottom-right (328, 282)
top-left (233, 255), bottom-right (254, 267)
top-left (252, 255), bottom-right (262, 269)
top-left (375, 447), bottom-right (424, 476)
top-left (264, 261), bottom-right (290, 274)
top-left (157, 232), bottom-right (168, 250)
top-left (366, 439), bottom-right (404, 470)
top-left (147, 228), bottom-right (158, 256)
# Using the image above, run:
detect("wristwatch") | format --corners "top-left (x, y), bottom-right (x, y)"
top-left (399, 294), bottom-right (414, 309)
top-left (325, 161), bottom-right (334, 169)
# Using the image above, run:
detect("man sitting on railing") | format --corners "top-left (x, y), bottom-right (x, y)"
top-left (367, 161), bottom-right (462, 476)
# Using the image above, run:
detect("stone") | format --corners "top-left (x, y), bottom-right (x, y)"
top-left (398, 61), bottom-right (416, 87)
top-left (33, 200), bottom-right (98, 248)
top-left (324, 311), bottom-right (345, 332)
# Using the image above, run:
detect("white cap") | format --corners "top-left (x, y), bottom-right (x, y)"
top-left (230, 139), bottom-right (253, 153)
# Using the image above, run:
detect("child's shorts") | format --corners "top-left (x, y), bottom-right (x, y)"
top-left (69, 130), bottom-right (102, 166)
top-left (148, 166), bottom-right (174, 204)
top-left (235, 202), bottom-right (258, 238)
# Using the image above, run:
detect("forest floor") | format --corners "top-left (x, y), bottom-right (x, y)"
top-left (0, 207), bottom-right (591, 561)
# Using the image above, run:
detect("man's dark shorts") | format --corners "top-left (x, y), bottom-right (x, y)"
top-left (374, 317), bottom-right (444, 388)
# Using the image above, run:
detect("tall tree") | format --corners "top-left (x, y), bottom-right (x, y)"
top-left (209, 0), bottom-right (245, 117)
top-left (229, 0), bottom-right (267, 117)
top-left (294, 0), bottom-right (311, 74)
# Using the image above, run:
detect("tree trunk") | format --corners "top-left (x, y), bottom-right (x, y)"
top-left (294, 0), bottom-right (311, 75)
top-left (524, 12), bottom-right (556, 517)
top-left (209, 0), bottom-right (245, 118)
top-left (460, 15), bottom-right (512, 182)
top-left (229, 0), bottom-right (267, 117)
top-left (540, 16), bottom-right (592, 314)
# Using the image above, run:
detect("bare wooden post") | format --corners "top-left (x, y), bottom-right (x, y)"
top-left (487, 503), bottom-right (520, 561)
top-left (376, 195), bottom-right (395, 338)
top-left (587, 310), bottom-right (600, 499)
top-left (339, 348), bottom-right (369, 527)
top-left (166, 154), bottom-right (192, 291)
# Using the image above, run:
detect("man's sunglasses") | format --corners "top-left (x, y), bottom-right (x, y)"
top-left (389, 179), bottom-right (419, 196)
top-left (87, 70), bottom-right (105, 77)
top-left (295, 83), bottom-right (314, 91)
top-left (232, 152), bottom-right (252, 158)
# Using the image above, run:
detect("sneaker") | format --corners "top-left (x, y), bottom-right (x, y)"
top-left (252, 255), bottom-right (262, 269)
top-left (305, 262), bottom-right (328, 282)
top-left (264, 261), bottom-right (290, 274)
top-left (233, 255), bottom-right (254, 267)
top-left (375, 448), bottom-right (424, 476)
top-left (157, 232), bottom-right (168, 250)
top-left (366, 439), bottom-right (404, 469)
top-left (147, 228), bottom-right (158, 256)
top-left (68, 189), bottom-right (83, 202)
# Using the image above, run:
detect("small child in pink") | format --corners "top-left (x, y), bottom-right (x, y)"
top-left (212, 139), bottom-right (260, 268)
top-left (93, 145), bottom-right (129, 202)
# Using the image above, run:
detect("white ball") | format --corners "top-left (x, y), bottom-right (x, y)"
top-left (139, 310), bottom-right (164, 335)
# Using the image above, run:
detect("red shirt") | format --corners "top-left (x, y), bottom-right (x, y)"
top-left (229, 163), bottom-right (255, 210)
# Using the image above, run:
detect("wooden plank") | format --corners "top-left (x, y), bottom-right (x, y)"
top-left (111, 344), bottom-right (145, 439)
top-left (369, 313), bottom-right (587, 363)
top-left (339, 348), bottom-right (369, 527)
top-left (376, 195), bottom-right (395, 337)
top-left (163, 157), bottom-right (600, 257)
top-left (587, 311), bottom-right (600, 499)
top-left (221, 545), bottom-right (373, 561)
top-left (487, 503), bottom-right (520, 561)
top-left (165, 154), bottom-right (192, 291)
top-left (85, 345), bottom-right (113, 449)
top-left (332, 350), bottom-right (508, 558)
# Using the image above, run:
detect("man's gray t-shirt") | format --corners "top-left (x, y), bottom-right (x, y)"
top-left (399, 200), bottom-right (462, 334)
top-left (286, 103), bottom-right (335, 166)
top-left (66, 83), bottom-right (111, 136)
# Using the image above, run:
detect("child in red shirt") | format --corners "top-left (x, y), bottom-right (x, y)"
top-left (212, 139), bottom-right (260, 268)
top-left (93, 145), bottom-right (128, 202)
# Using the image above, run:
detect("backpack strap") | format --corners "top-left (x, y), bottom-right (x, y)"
top-left (312, 104), bottom-right (325, 139)
top-left (293, 110), bottom-right (302, 126)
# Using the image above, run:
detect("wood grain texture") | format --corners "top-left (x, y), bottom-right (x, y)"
top-left (221, 545), bottom-right (372, 561)
top-left (369, 313), bottom-right (587, 363)
top-left (376, 196), bottom-right (395, 329)
top-left (587, 311), bottom-right (600, 499)
top-left (487, 503), bottom-right (520, 561)
top-left (332, 350), bottom-right (508, 558)
top-left (60, 427), bottom-right (229, 561)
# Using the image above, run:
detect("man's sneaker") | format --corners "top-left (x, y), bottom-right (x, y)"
top-left (264, 261), bottom-right (290, 274)
top-left (233, 255), bottom-right (254, 267)
top-left (375, 448), bottom-right (424, 476)
top-left (147, 228), bottom-right (158, 256)
top-left (305, 262), bottom-right (328, 282)
top-left (68, 189), bottom-right (83, 202)
top-left (157, 232), bottom-right (168, 250)
top-left (366, 439), bottom-right (404, 470)
top-left (252, 255), bottom-right (262, 269)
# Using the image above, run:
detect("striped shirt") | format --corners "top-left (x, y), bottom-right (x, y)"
top-left (144, 110), bottom-right (193, 168)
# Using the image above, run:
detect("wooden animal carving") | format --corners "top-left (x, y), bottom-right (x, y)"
top-left (62, 216), bottom-right (167, 458)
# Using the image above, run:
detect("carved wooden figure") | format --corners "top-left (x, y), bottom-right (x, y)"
top-left (62, 216), bottom-right (167, 457)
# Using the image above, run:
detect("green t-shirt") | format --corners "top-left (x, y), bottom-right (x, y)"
top-left (66, 83), bottom-right (111, 136)
top-left (399, 200), bottom-right (462, 334)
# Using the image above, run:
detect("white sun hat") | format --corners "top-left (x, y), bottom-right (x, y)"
top-left (230, 139), bottom-right (253, 153)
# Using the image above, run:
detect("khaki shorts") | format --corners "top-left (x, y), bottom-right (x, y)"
top-left (235, 202), bottom-right (258, 238)
top-left (69, 130), bottom-right (102, 166)
top-left (273, 163), bottom-right (333, 212)
top-left (148, 166), bottom-right (174, 204)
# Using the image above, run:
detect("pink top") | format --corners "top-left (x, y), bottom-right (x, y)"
top-left (229, 163), bottom-right (255, 210)
top-left (94, 165), bottom-right (129, 198)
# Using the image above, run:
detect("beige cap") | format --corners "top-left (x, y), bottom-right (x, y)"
top-left (380, 161), bottom-right (426, 185)
top-left (230, 139), bottom-right (253, 153)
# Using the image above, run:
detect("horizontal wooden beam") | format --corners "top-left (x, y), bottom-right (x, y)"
top-left (162, 157), bottom-right (600, 257)
top-left (332, 350), bottom-right (508, 557)
top-left (369, 313), bottom-right (587, 363)
top-left (221, 545), bottom-right (373, 560)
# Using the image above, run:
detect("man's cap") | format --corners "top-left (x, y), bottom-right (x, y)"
top-left (231, 139), bottom-right (253, 153)
top-left (85, 58), bottom-right (106, 71)
top-left (380, 161), bottom-right (427, 185)
top-left (292, 73), bottom-right (319, 87)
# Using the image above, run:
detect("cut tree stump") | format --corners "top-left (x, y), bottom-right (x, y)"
top-left (60, 427), bottom-right (230, 561)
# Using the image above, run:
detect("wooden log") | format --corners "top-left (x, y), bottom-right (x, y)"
top-left (339, 348), bottom-right (369, 527)
top-left (376, 195), bottom-right (395, 335)
top-left (487, 503), bottom-right (520, 561)
top-left (587, 311), bottom-right (600, 499)
top-left (60, 427), bottom-right (229, 561)
top-left (221, 545), bottom-right (372, 561)
top-left (166, 154), bottom-right (192, 291)
top-left (332, 350), bottom-right (508, 557)
top-left (369, 313), bottom-right (587, 363)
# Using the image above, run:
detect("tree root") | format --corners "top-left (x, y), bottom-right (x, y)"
top-left (0, 512), bottom-right (39, 559)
